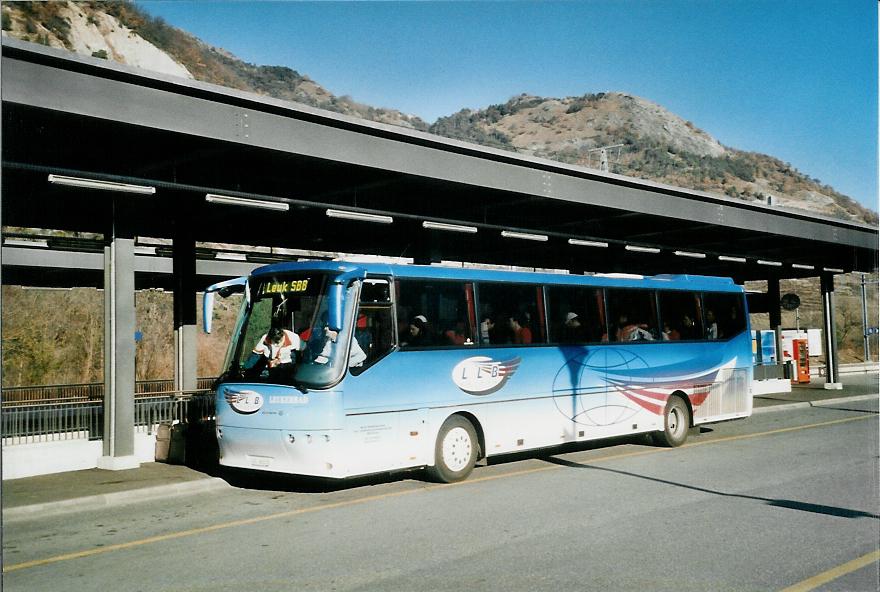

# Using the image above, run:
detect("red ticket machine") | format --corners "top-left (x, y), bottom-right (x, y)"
top-left (791, 338), bottom-right (810, 384)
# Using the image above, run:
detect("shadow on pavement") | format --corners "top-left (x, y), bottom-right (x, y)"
top-left (542, 457), bottom-right (880, 520)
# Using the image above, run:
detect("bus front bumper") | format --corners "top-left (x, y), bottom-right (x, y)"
top-left (217, 425), bottom-right (345, 478)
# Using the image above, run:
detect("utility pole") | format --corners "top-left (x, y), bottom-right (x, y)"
top-left (860, 274), bottom-right (878, 362)
top-left (587, 144), bottom-right (624, 172)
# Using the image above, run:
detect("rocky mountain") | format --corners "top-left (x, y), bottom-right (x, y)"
top-left (2, 1), bottom-right (875, 225)
top-left (430, 93), bottom-right (876, 224)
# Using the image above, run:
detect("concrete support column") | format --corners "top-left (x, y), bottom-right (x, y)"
top-left (821, 273), bottom-right (842, 389)
top-left (99, 230), bottom-right (139, 470)
top-left (173, 222), bottom-right (198, 392)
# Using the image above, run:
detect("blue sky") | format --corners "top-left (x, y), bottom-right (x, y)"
top-left (140, 1), bottom-right (878, 212)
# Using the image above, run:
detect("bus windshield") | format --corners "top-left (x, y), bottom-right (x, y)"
top-left (223, 272), bottom-right (360, 390)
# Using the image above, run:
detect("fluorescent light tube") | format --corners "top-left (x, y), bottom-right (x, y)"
top-left (823, 267), bottom-right (844, 273)
top-left (326, 209), bottom-right (393, 224)
top-left (757, 260), bottom-right (782, 267)
top-left (501, 230), bottom-right (548, 242)
top-left (49, 174), bottom-right (155, 195)
top-left (625, 245), bottom-right (660, 254)
top-left (422, 221), bottom-right (478, 233)
top-left (674, 250), bottom-right (706, 259)
top-left (791, 263), bottom-right (815, 270)
top-left (206, 194), bottom-right (289, 211)
top-left (568, 239), bottom-right (609, 248)
top-left (718, 255), bottom-right (746, 263)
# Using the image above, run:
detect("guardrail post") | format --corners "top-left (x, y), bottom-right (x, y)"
top-left (98, 209), bottom-right (140, 470)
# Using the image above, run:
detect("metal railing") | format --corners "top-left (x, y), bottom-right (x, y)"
top-left (1, 391), bottom-right (216, 446)
top-left (1, 399), bottom-right (103, 445)
top-left (1, 378), bottom-right (217, 404)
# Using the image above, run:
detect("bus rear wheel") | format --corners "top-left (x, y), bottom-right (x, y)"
top-left (427, 415), bottom-right (478, 483)
top-left (652, 395), bottom-right (690, 447)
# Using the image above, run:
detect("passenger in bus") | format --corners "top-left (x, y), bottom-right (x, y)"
top-left (510, 313), bottom-right (533, 344)
top-left (444, 320), bottom-right (469, 345)
top-left (561, 312), bottom-right (587, 343)
top-left (480, 316), bottom-right (495, 344)
top-left (354, 313), bottom-right (372, 356)
top-left (309, 315), bottom-right (367, 367)
top-left (706, 310), bottom-right (719, 339)
top-left (616, 314), bottom-right (653, 341)
top-left (680, 314), bottom-right (697, 339)
top-left (723, 305), bottom-right (740, 337)
top-left (662, 321), bottom-right (681, 341)
top-left (402, 315), bottom-right (433, 347)
top-left (615, 314), bottom-right (635, 341)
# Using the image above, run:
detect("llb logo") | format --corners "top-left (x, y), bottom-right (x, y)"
top-left (452, 356), bottom-right (521, 396)
top-left (224, 388), bottom-right (264, 414)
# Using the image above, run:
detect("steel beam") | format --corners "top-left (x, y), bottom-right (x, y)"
top-left (1, 246), bottom-right (259, 279)
top-left (2, 39), bottom-right (876, 255)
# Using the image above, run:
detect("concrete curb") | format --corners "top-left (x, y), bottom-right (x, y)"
top-left (3, 476), bottom-right (231, 522)
top-left (752, 394), bottom-right (879, 415)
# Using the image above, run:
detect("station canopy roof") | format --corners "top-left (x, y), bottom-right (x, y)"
top-left (2, 38), bottom-right (877, 285)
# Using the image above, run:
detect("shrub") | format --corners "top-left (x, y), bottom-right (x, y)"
top-left (45, 14), bottom-right (69, 39)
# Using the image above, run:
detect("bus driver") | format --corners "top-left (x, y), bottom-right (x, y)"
top-left (248, 326), bottom-right (304, 380)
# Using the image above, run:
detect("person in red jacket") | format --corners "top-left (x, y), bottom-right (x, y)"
top-left (509, 313), bottom-right (532, 344)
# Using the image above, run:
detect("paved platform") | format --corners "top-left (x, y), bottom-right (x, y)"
top-left (752, 372), bottom-right (878, 412)
top-left (2, 372), bottom-right (876, 522)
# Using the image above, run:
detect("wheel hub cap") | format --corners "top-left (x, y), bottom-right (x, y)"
top-left (442, 427), bottom-right (472, 472)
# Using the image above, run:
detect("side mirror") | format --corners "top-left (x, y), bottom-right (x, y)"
top-left (203, 276), bottom-right (247, 333)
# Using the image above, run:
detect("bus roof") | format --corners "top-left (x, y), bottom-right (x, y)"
top-left (250, 260), bottom-right (743, 292)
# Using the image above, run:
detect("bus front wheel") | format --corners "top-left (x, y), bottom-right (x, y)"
top-left (652, 395), bottom-right (690, 447)
top-left (427, 415), bottom-right (478, 483)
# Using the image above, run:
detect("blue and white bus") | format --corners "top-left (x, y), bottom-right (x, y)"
top-left (206, 261), bottom-right (752, 482)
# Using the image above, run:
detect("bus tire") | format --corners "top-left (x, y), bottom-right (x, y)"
top-left (427, 415), bottom-right (478, 483)
top-left (652, 395), bottom-right (690, 448)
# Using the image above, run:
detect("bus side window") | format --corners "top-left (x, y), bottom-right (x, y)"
top-left (702, 292), bottom-right (746, 340)
top-left (476, 282), bottom-right (545, 345)
top-left (396, 279), bottom-right (476, 349)
top-left (658, 291), bottom-right (703, 341)
top-left (606, 288), bottom-right (659, 342)
top-left (350, 278), bottom-right (394, 375)
top-left (546, 285), bottom-right (605, 344)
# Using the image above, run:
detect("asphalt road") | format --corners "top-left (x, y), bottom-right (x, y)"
top-left (3, 399), bottom-right (878, 592)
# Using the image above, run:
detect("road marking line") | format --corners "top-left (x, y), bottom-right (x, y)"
top-left (2, 488), bottom-right (420, 573)
top-left (778, 550), bottom-right (880, 592)
top-left (3, 413), bottom-right (874, 573)
top-left (683, 414), bottom-right (877, 449)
